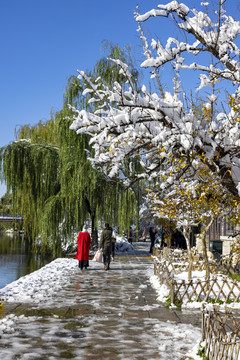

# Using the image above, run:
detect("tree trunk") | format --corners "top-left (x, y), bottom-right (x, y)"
top-left (200, 217), bottom-right (214, 281)
top-left (84, 194), bottom-right (96, 232)
top-left (183, 225), bottom-right (193, 280)
top-left (91, 212), bottom-right (95, 235)
top-left (136, 183), bottom-right (140, 242)
top-left (165, 227), bottom-right (174, 248)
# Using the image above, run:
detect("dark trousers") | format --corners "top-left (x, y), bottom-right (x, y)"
top-left (103, 246), bottom-right (111, 268)
top-left (150, 240), bottom-right (155, 253)
top-left (78, 260), bottom-right (89, 270)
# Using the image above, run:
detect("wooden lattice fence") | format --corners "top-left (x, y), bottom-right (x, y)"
top-left (153, 248), bottom-right (240, 276)
top-left (153, 247), bottom-right (221, 275)
top-left (202, 305), bottom-right (240, 359)
top-left (171, 277), bottom-right (240, 304)
top-left (153, 253), bottom-right (240, 305)
top-left (154, 258), bottom-right (173, 288)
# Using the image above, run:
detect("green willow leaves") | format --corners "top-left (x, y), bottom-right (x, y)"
top-left (0, 43), bottom-right (140, 256)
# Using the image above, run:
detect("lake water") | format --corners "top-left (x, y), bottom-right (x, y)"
top-left (0, 233), bottom-right (52, 289)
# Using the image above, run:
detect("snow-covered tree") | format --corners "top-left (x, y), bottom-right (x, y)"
top-left (70, 1), bottom-right (240, 227)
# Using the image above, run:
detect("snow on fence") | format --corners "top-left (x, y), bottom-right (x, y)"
top-left (172, 277), bottom-right (240, 304)
top-left (153, 247), bottom-right (221, 275)
top-left (153, 249), bottom-right (240, 304)
top-left (202, 305), bottom-right (240, 360)
top-left (153, 248), bottom-right (240, 275)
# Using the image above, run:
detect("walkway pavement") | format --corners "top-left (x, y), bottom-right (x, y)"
top-left (0, 243), bottom-right (201, 360)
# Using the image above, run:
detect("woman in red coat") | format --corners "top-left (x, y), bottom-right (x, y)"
top-left (75, 226), bottom-right (91, 270)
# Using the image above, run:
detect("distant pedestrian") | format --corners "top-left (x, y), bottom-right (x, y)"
top-left (75, 226), bottom-right (91, 270)
top-left (142, 227), bottom-right (147, 242)
top-left (99, 223), bottom-right (112, 270)
top-left (128, 227), bottom-right (133, 244)
top-left (149, 227), bottom-right (157, 254)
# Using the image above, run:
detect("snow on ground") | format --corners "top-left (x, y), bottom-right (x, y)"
top-left (0, 258), bottom-right (78, 304)
top-left (152, 321), bottom-right (202, 360)
top-left (1, 240), bottom-right (238, 358)
top-left (0, 244), bottom-right (143, 304)
top-left (115, 236), bottom-right (135, 253)
top-left (1, 238), bottom-right (238, 359)
top-left (150, 274), bottom-right (170, 303)
top-left (0, 238), bottom-right (136, 305)
top-left (0, 314), bottom-right (202, 360)
top-left (0, 241), bottom-right (202, 359)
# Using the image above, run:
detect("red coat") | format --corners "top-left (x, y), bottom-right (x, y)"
top-left (75, 232), bottom-right (91, 261)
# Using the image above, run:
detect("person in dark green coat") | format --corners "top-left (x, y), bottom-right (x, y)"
top-left (99, 223), bottom-right (112, 270)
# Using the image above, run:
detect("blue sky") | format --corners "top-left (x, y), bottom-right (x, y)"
top-left (0, 0), bottom-right (239, 197)
top-left (0, 0), bottom-right (158, 149)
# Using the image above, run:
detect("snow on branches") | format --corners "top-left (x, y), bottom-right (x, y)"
top-left (70, 1), bottom-right (240, 224)
top-left (136, 1), bottom-right (240, 82)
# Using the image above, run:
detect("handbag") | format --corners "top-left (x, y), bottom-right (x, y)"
top-left (93, 249), bottom-right (103, 263)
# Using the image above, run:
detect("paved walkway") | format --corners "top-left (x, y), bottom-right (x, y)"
top-left (0, 244), bottom-right (201, 360)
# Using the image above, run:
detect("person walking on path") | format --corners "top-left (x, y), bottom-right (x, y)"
top-left (149, 227), bottom-right (157, 254)
top-left (75, 226), bottom-right (91, 270)
top-left (142, 227), bottom-right (147, 242)
top-left (99, 223), bottom-right (112, 270)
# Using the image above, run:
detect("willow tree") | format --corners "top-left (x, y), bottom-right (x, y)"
top-left (0, 43), bottom-right (140, 255)
top-left (56, 107), bottom-right (137, 236)
top-left (61, 40), bottom-right (142, 235)
top-left (0, 120), bottom-right (61, 253)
